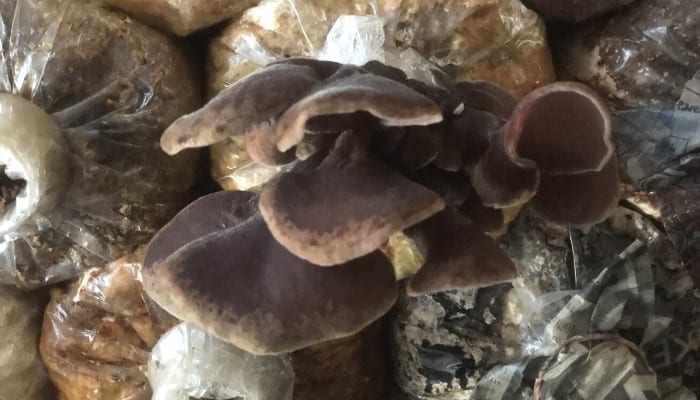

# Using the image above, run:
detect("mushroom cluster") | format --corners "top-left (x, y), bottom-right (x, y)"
top-left (144, 58), bottom-right (620, 355)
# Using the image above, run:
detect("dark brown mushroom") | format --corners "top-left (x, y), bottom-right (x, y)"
top-left (448, 108), bottom-right (502, 167)
top-left (144, 190), bottom-right (259, 269)
top-left (471, 131), bottom-right (540, 208)
top-left (273, 72), bottom-right (444, 152)
top-left (454, 81), bottom-right (517, 121)
top-left (459, 191), bottom-right (508, 234)
top-left (143, 190), bottom-right (398, 355)
top-left (410, 167), bottom-right (472, 207)
top-left (406, 208), bottom-right (517, 296)
top-left (259, 131), bottom-right (445, 266)
top-left (471, 82), bottom-right (618, 224)
top-left (399, 126), bottom-right (441, 171)
top-left (531, 156), bottom-right (620, 226)
top-left (160, 63), bottom-right (320, 155)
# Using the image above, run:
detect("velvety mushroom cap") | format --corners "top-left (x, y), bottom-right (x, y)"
top-left (471, 131), bottom-right (540, 208)
top-left (273, 72), bottom-right (444, 152)
top-left (143, 191), bottom-right (398, 355)
top-left (400, 126), bottom-right (441, 171)
top-left (455, 81), bottom-right (517, 121)
top-left (160, 63), bottom-right (320, 155)
top-left (406, 208), bottom-right (517, 296)
top-left (507, 82), bottom-right (613, 175)
top-left (448, 108), bottom-right (501, 167)
top-left (144, 190), bottom-right (259, 269)
top-left (259, 133), bottom-right (446, 266)
top-left (472, 82), bottom-right (614, 210)
top-left (531, 156), bottom-right (620, 226)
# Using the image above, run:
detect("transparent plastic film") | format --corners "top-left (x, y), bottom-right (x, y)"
top-left (148, 323), bottom-right (295, 400)
top-left (0, 0), bottom-right (201, 289)
top-left (554, 0), bottom-right (700, 110)
top-left (39, 249), bottom-right (177, 400)
top-left (207, 0), bottom-right (554, 97)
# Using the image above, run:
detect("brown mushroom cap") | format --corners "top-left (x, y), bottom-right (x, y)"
top-left (406, 208), bottom-right (517, 296)
top-left (531, 155), bottom-right (620, 226)
top-left (273, 72), bottom-right (444, 152)
top-left (160, 63), bottom-right (320, 155)
top-left (399, 126), bottom-right (441, 171)
top-left (143, 213), bottom-right (398, 355)
top-left (472, 82), bottom-right (614, 210)
top-left (144, 190), bottom-right (259, 269)
top-left (471, 131), bottom-right (540, 208)
top-left (259, 132), bottom-right (446, 266)
top-left (508, 82), bottom-right (613, 175)
top-left (455, 81), bottom-right (517, 121)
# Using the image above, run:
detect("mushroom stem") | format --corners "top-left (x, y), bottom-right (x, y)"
top-left (0, 94), bottom-right (70, 235)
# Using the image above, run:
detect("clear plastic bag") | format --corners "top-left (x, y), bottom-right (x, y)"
top-left (554, 0), bottom-right (700, 110)
top-left (207, 0), bottom-right (554, 99)
top-left (0, 0), bottom-right (201, 289)
top-left (39, 249), bottom-right (177, 400)
top-left (149, 323), bottom-right (295, 400)
top-left (100, 0), bottom-right (258, 37)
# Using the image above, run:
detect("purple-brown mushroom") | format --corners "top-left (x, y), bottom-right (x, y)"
top-left (148, 58), bottom-right (628, 357)
top-left (406, 209), bottom-right (517, 296)
top-left (160, 63), bottom-right (322, 155)
top-left (160, 59), bottom-right (443, 159)
top-left (471, 82), bottom-right (620, 226)
top-left (259, 131), bottom-right (445, 266)
top-left (143, 190), bottom-right (399, 355)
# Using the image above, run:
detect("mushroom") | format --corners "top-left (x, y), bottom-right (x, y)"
top-left (405, 209), bottom-right (517, 296)
top-left (273, 70), bottom-right (444, 152)
top-left (471, 82), bottom-right (620, 225)
top-left (143, 190), bottom-right (398, 355)
top-left (151, 60), bottom-right (627, 359)
top-left (160, 63), bottom-right (321, 155)
top-left (259, 131), bottom-right (446, 266)
top-left (162, 59), bottom-right (444, 159)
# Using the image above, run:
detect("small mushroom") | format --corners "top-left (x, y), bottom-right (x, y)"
top-left (143, 192), bottom-right (398, 355)
top-left (160, 63), bottom-right (321, 155)
top-left (144, 190), bottom-right (259, 269)
top-left (273, 72), bottom-right (444, 152)
top-left (406, 208), bottom-right (517, 296)
top-left (447, 108), bottom-right (502, 167)
top-left (259, 131), bottom-right (445, 266)
top-left (471, 82), bottom-right (619, 225)
top-left (454, 81), bottom-right (517, 121)
top-left (410, 167), bottom-right (471, 207)
top-left (531, 156), bottom-right (620, 226)
top-left (399, 126), bottom-right (441, 171)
